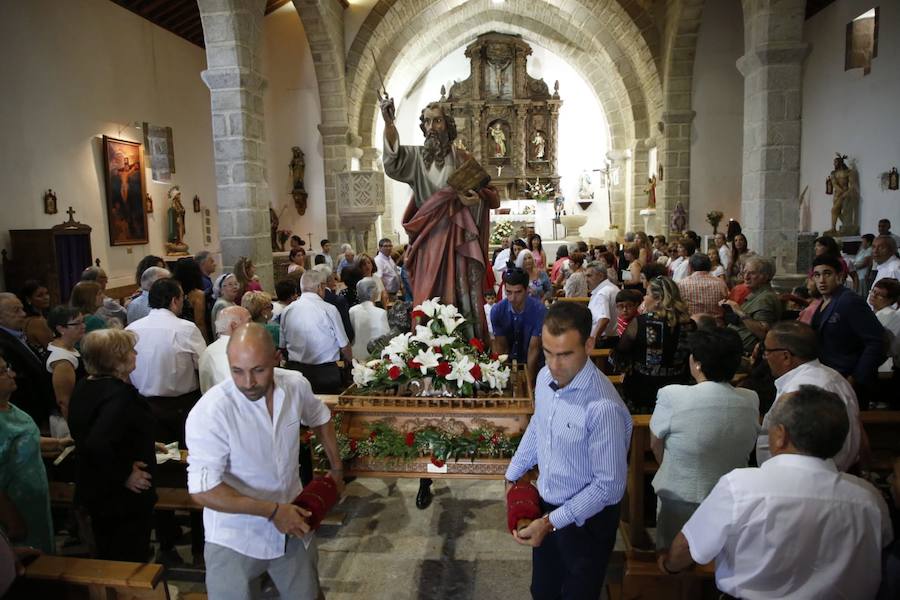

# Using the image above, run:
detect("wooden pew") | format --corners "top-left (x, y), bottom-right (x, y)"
top-left (555, 296), bottom-right (590, 304)
top-left (49, 482), bottom-right (202, 512)
top-left (22, 555), bottom-right (170, 599)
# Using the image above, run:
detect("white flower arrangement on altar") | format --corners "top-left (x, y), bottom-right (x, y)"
top-left (524, 177), bottom-right (555, 202)
top-left (350, 298), bottom-right (511, 397)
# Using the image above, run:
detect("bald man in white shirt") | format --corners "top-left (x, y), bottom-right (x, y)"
top-left (187, 324), bottom-right (343, 600)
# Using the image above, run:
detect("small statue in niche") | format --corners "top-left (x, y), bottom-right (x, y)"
top-left (577, 171), bottom-right (593, 199)
top-left (826, 153), bottom-right (859, 235)
top-left (489, 123), bottom-right (507, 157)
top-left (531, 131), bottom-right (546, 160)
top-left (889, 167), bottom-right (899, 191)
top-left (43, 189), bottom-right (57, 214)
top-left (644, 175), bottom-right (657, 209)
top-left (165, 185), bottom-right (189, 255)
top-left (290, 146), bottom-right (309, 215)
top-left (671, 201), bottom-right (687, 234)
top-left (554, 194), bottom-right (565, 219)
top-left (269, 207), bottom-right (280, 252)
top-left (145, 193), bottom-right (153, 214)
top-left (193, 195), bottom-right (201, 213)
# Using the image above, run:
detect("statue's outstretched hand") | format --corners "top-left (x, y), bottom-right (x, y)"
top-left (379, 96), bottom-right (396, 124)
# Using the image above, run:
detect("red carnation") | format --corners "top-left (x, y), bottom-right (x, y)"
top-left (369, 431), bottom-right (378, 440)
top-left (490, 434), bottom-right (499, 445)
top-left (490, 352), bottom-right (499, 361)
top-left (388, 365), bottom-right (402, 380)
top-left (302, 430), bottom-right (315, 444)
top-left (470, 364), bottom-right (482, 380)
top-left (469, 337), bottom-right (485, 352)
top-left (478, 435), bottom-right (486, 442)
top-left (435, 361), bottom-right (451, 377)
top-left (433, 346), bottom-right (443, 354)
top-left (411, 309), bottom-right (427, 320)
top-left (349, 439), bottom-right (358, 452)
top-left (430, 456), bottom-right (446, 468)
top-left (405, 432), bottom-right (415, 447)
top-left (407, 359), bottom-right (422, 370)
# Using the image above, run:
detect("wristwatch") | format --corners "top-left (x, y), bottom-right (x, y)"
top-left (542, 514), bottom-right (557, 533)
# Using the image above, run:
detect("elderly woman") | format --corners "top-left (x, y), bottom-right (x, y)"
top-left (241, 290), bottom-right (279, 347)
top-left (614, 276), bottom-right (696, 413)
top-left (211, 273), bottom-right (240, 329)
top-left (562, 252), bottom-right (588, 298)
top-left (649, 328), bottom-right (760, 548)
top-left (0, 351), bottom-right (64, 554)
top-left (46, 306), bottom-right (87, 421)
top-left (348, 277), bottom-right (390, 360)
top-left (68, 329), bottom-right (156, 561)
top-left (722, 256), bottom-right (782, 355)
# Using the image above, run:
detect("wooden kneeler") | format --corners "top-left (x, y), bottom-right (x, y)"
top-left (22, 554), bottom-right (171, 599)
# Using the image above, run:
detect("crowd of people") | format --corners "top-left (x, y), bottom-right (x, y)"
top-left (1, 217), bottom-right (899, 598)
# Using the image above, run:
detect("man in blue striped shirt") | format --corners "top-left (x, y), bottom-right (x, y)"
top-left (505, 301), bottom-right (632, 599)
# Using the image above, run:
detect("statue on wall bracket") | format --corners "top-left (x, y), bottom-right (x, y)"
top-left (825, 152), bottom-right (860, 236)
top-left (290, 146), bottom-right (309, 215)
top-left (165, 185), bottom-right (189, 255)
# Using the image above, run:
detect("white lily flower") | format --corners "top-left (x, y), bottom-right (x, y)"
top-left (412, 347), bottom-right (440, 374)
top-left (417, 298), bottom-right (442, 318)
top-left (365, 358), bottom-right (383, 368)
top-left (481, 360), bottom-right (511, 390)
top-left (380, 332), bottom-right (412, 359)
top-left (351, 359), bottom-right (376, 387)
top-left (410, 324), bottom-right (434, 345)
top-left (446, 355), bottom-right (476, 385)
top-left (439, 303), bottom-right (460, 320)
top-left (440, 313), bottom-right (467, 334)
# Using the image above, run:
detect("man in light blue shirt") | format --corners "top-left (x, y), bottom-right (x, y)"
top-left (506, 301), bottom-right (632, 598)
top-left (126, 266), bottom-right (170, 324)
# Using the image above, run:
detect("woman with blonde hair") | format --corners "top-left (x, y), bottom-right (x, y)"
top-left (67, 329), bottom-right (157, 561)
top-left (69, 281), bottom-right (108, 332)
top-left (614, 276), bottom-right (696, 413)
top-left (516, 250), bottom-right (552, 301)
top-left (241, 291), bottom-right (279, 346)
top-left (623, 243), bottom-right (644, 290)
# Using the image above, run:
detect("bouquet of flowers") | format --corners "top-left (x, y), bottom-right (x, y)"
top-left (706, 211), bottom-right (724, 234)
top-left (350, 298), bottom-right (511, 397)
top-left (490, 221), bottom-right (513, 245)
top-left (524, 177), bottom-right (555, 202)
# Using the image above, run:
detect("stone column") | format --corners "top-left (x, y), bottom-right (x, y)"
top-left (606, 149), bottom-right (631, 232)
top-left (658, 110), bottom-right (695, 237)
top-left (198, 0), bottom-right (272, 289)
top-left (630, 143), bottom-right (650, 232)
top-left (737, 0), bottom-right (808, 275)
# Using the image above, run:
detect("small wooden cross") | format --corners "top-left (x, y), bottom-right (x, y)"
top-left (307, 232), bottom-right (313, 247)
top-left (66, 206), bottom-right (77, 222)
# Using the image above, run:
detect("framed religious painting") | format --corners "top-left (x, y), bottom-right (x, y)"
top-left (102, 135), bottom-right (148, 246)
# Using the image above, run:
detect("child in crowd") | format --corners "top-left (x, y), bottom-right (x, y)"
top-left (287, 248), bottom-right (306, 274)
top-left (484, 290), bottom-right (497, 339)
top-left (615, 289), bottom-right (642, 337)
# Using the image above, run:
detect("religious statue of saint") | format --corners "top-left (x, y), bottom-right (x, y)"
top-left (531, 131), bottom-right (546, 160)
top-left (889, 167), bottom-right (899, 191)
top-left (827, 153), bottom-right (859, 235)
top-left (269, 207), bottom-right (280, 253)
top-left (577, 171), bottom-right (593, 199)
top-left (290, 146), bottom-right (305, 192)
top-left (644, 175), bottom-right (657, 209)
top-left (671, 201), bottom-right (687, 234)
top-left (165, 185), bottom-right (189, 255)
top-left (489, 123), bottom-right (506, 158)
top-left (381, 96), bottom-right (500, 341)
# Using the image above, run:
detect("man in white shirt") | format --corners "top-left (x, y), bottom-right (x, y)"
top-left (659, 385), bottom-right (892, 599)
top-left (713, 232), bottom-right (730, 271)
top-left (126, 266), bottom-right (170, 324)
top-left (186, 323), bottom-right (344, 600)
top-left (585, 263), bottom-right (619, 347)
top-left (869, 235), bottom-right (900, 299)
top-left (758, 321), bottom-right (860, 471)
top-left (374, 238), bottom-right (400, 296)
top-left (126, 277), bottom-right (207, 445)
top-left (878, 218), bottom-right (900, 247)
top-left (669, 239), bottom-right (694, 283)
top-left (199, 306), bottom-right (251, 393)
top-left (318, 239), bottom-right (334, 269)
top-left (280, 270), bottom-right (351, 393)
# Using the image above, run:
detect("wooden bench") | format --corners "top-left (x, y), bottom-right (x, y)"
top-left (49, 482), bottom-right (202, 512)
top-left (554, 296), bottom-right (590, 304)
top-left (23, 554), bottom-right (170, 599)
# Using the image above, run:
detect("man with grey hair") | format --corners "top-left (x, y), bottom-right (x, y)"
top-left (374, 238), bottom-right (400, 296)
top-left (199, 306), bottom-right (251, 393)
top-left (280, 270), bottom-right (351, 393)
top-left (348, 277), bottom-right (390, 360)
top-left (868, 234), bottom-right (900, 295)
top-left (195, 251), bottom-right (217, 296)
top-left (722, 255), bottom-right (781, 354)
top-left (660, 385), bottom-right (891, 598)
top-left (127, 266), bottom-right (171, 324)
top-left (336, 243), bottom-right (355, 278)
top-left (677, 253), bottom-right (727, 320)
top-left (585, 262), bottom-right (619, 347)
top-left (0, 292), bottom-right (54, 427)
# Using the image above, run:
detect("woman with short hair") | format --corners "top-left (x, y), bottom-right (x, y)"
top-left (68, 329), bottom-right (156, 562)
top-left (241, 291), bottom-right (279, 346)
top-left (210, 273), bottom-right (240, 329)
top-left (45, 306), bottom-right (87, 420)
top-left (349, 277), bottom-right (390, 360)
top-left (649, 328), bottom-right (759, 548)
top-left (562, 252), bottom-right (588, 298)
top-left (614, 276), bottom-right (696, 413)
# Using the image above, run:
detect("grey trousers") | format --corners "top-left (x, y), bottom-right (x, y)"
top-left (655, 496), bottom-right (701, 550)
top-left (205, 537), bottom-right (320, 600)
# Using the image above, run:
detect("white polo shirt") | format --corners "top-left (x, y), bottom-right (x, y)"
top-left (682, 454), bottom-right (891, 600)
top-left (186, 369), bottom-right (331, 560)
top-left (199, 335), bottom-right (230, 394)
top-left (756, 360), bottom-right (860, 472)
top-left (374, 251), bottom-right (400, 294)
top-left (588, 278), bottom-right (619, 339)
top-left (126, 308), bottom-right (205, 397)
top-left (280, 293), bottom-right (349, 364)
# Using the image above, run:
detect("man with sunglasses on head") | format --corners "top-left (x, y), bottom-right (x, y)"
top-left (758, 320), bottom-right (861, 471)
top-left (491, 268), bottom-right (546, 386)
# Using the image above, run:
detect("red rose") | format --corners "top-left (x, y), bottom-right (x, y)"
top-left (478, 435), bottom-right (486, 442)
top-left (435, 361), bottom-right (451, 377)
top-left (490, 434), bottom-right (499, 445)
top-left (411, 309), bottom-right (427, 320)
top-left (349, 439), bottom-right (358, 452)
top-left (369, 431), bottom-right (378, 440)
top-left (430, 456), bottom-right (445, 468)
top-left (490, 352), bottom-right (499, 361)
top-left (433, 346), bottom-right (443, 354)
top-left (302, 430), bottom-right (315, 444)
top-left (405, 432), bottom-right (415, 447)
top-left (407, 359), bottom-right (421, 370)
top-left (469, 364), bottom-right (482, 380)
top-left (469, 337), bottom-right (485, 352)
top-left (388, 365), bottom-right (402, 380)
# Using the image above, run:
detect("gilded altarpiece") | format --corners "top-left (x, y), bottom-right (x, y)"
top-left (440, 33), bottom-right (561, 200)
